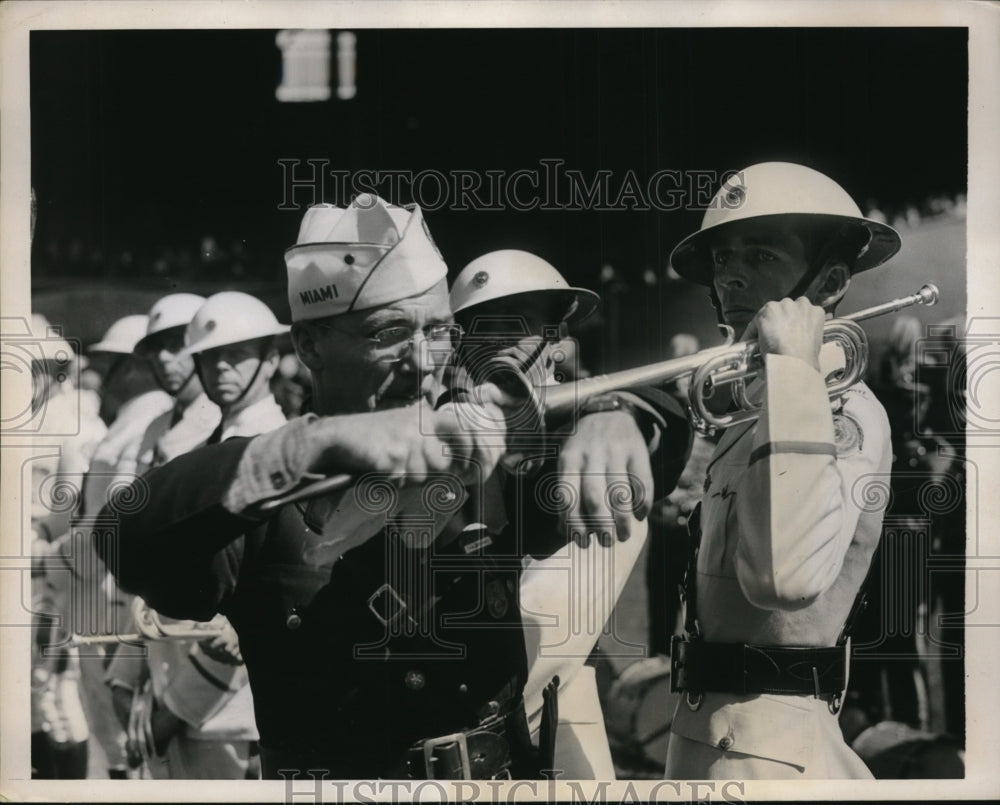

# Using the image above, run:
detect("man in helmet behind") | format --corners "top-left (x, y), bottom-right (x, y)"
top-left (100, 291), bottom-right (286, 777)
top-left (664, 162), bottom-right (896, 778)
top-left (449, 250), bottom-right (692, 778)
top-left (98, 292), bottom-right (260, 778)
top-left (181, 291), bottom-right (289, 443)
top-left (82, 315), bottom-right (174, 514)
top-left (133, 293), bottom-right (221, 472)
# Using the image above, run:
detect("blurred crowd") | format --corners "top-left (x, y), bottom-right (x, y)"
top-left (32, 192), bottom-right (966, 284)
top-left (27, 301), bottom-right (309, 780)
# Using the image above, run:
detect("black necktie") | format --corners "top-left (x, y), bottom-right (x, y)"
top-left (206, 422), bottom-right (225, 445)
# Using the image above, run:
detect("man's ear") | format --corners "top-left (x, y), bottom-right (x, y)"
top-left (291, 322), bottom-right (324, 371)
top-left (814, 262), bottom-right (851, 309)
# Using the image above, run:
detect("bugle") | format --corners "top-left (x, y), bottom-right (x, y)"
top-left (66, 606), bottom-right (231, 647)
top-left (257, 283), bottom-right (939, 510)
top-left (543, 282), bottom-right (939, 432)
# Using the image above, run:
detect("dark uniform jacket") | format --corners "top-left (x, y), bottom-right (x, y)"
top-left (96, 393), bottom-right (689, 778)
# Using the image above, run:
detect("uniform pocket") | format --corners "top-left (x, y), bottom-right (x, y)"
top-left (670, 692), bottom-right (816, 768)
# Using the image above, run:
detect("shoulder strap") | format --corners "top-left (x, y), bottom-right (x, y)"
top-left (682, 501), bottom-right (702, 637)
top-left (838, 536), bottom-right (882, 646)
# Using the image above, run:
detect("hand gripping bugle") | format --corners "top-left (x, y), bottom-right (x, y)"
top-left (257, 283), bottom-right (939, 510)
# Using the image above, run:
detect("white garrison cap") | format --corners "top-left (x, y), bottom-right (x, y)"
top-left (285, 194), bottom-right (448, 322)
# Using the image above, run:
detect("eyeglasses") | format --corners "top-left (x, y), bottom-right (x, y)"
top-left (313, 320), bottom-right (464, 363)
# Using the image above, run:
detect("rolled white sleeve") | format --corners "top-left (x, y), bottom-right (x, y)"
top-left (734, 354), bottom-right (890, 610)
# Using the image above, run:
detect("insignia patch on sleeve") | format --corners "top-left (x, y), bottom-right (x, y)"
top-left (833, 414), bottom-right (864, 454)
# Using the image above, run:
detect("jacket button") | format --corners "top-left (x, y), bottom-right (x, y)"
top-left (718, 735), bottom-right (734, 751)
top-left (285, 611), bottom-right (303, 630)
top-left (404, 670), bottom-right (426, 691)
top-left (458, 683), bottom-right (468, 694)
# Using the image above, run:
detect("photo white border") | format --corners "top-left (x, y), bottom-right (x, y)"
top-left (2, 1), bottom-right (998, 801)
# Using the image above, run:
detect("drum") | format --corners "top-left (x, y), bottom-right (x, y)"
top-left (604, 655), bottom-right (679, 772)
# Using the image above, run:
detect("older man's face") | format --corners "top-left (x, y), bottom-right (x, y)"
top-left (305, 278), bottom-right (456, 414)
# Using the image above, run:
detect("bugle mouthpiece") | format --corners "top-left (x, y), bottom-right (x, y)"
top-left (919, 283), bottom-right (940, 307)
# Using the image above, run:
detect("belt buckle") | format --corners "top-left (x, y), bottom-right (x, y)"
top-left (828, 637), bottom-right (850, 714)
top-left (367, 583), bottom-right (407, 626)
top-left (422, 732), bottom-right (471, 780)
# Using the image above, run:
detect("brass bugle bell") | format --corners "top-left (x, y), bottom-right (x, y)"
top-left (258, 284), bottom-right (939, 509)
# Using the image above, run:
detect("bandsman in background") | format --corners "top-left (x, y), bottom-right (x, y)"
top-left (663, 162), bottom-right (898, 779)
top-left (101, 292), bottom-right (261, 778)
top-left (448, 249), bottom-right (690, 778)
top-left (180, 291), bottom-right (289, 444)
top-left (80, 315), bottom-right (173, 514)
top-left (133, 293), bottom-right (221, 472)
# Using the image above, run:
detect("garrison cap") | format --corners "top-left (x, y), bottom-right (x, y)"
top-left (285, 194), bottom-right (448, 322)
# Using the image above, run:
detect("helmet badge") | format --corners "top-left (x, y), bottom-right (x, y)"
top-left (724, 185), bottom-right (746, 208)
top-left (473, 271), bottom-right (489, 288)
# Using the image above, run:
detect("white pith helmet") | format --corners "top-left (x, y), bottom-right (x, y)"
top-left (31, 313), bottom-right (76, 360)
top-left (89, 315), bottom-right (150, 355)
top-left (450, 250), bottom-right (600, 327)
top-left (134, 294), bottom-right (206, 353)
top-left (181, 292), bottom-right (289, 357)
top-left (669, 162), bottom-right (901, 286)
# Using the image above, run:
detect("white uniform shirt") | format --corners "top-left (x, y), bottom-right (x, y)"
top-left (667, 346), bottom-right (891, 777)
top-left (135, 392), bottom-right (221, 475)
top-left (217, 394), bottom-right (287, 442)
top-left (82, 389), bottom-right (172, 516)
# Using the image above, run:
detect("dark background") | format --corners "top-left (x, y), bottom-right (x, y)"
top-left (30, 27), bottom-right (968, 366)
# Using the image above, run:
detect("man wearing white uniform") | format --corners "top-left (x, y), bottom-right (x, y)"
top-left (81, 315), bottom-right (173, 515)
top-left (181, 292), bottom-right (289, 443)
top-left (102, 292), bottom-right (287, 777)
top-left (133, 293), bottom-right (221, 473)
top-left (664, 162), bottom-right (897, 778)
top-left (450, 250), bottom-right (690, 778)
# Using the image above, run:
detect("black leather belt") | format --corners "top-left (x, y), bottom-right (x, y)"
top-left (405, 715), bottom-right (514, 780)
top-left (259, 695), bottom-right (550, 780)
top-left (671, 636), bottom-right (849, 696)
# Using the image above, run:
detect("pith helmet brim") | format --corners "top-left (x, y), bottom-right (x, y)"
top-left (670, 211), bottom-right (901, 287)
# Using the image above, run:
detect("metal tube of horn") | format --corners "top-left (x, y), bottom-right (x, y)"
top-left (257, 284), bottom-right (939, 508)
